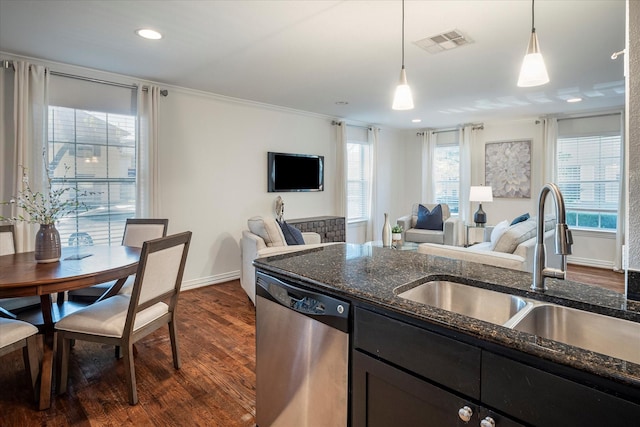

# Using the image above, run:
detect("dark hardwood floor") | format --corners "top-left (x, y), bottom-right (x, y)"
top-left (1, 280), bottom-right (256, 427)
top-left (0, 266), bottom-right (626, 426)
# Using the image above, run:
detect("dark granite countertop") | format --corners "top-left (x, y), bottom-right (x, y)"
top-left (254, 243), bottom-right (640, 390)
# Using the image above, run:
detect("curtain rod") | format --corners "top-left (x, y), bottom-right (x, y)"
top-left (2, 59), bottom-right (168, 96)
top-left (331, 120), bottom-right (372, 131)
top-left (416, 123), bottom-right (484, 136)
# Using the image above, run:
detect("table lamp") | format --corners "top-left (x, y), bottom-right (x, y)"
top-left (469, 186), bottom-right (493, 226)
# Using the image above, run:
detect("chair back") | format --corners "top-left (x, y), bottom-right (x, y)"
top-left (124, 231), bottom-right (191, 332)
top-left (0, 225), bottom-right (16, 256)
top-left (122, 219), bottom-right (168, 248)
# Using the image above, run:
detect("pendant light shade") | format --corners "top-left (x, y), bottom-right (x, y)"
top-left (392, 0), bottom-right (414, 110)
top-left (517, 0), bottom-right (549, 87)
top-left (393, 66), bottom-right (414, 110)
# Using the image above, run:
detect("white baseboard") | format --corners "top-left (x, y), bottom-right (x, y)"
top-left (567, 255), bottom-right (613, 270)
top-left (182, 270), bottom-right (240, 291)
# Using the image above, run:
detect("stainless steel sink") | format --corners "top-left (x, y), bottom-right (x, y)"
top-left (510, 304), bottom-right (640, 364)
top-left (397, 281), bottom-right (529, 326)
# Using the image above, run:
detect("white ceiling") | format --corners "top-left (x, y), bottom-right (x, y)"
top-left (0, 0), bottom-right (626, 130)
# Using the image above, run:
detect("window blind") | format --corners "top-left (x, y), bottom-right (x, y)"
top-left (347, 140), bottom-right (371, 222)
top-left (556, 114), bottom-right (622, 230)
top-left (433, 130), bottom-right (460, 214)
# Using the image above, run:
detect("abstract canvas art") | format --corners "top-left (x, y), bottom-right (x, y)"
top-left (485, 140), bottom-right (531, 198)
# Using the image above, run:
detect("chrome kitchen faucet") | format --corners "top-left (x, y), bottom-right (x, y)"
top-left (532, 183), bottom-right (574, 292)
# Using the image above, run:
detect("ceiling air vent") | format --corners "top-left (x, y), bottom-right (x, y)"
top-left (414, 29), bottom-right (473, 54)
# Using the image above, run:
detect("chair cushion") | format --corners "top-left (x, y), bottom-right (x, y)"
top-left (0, 318), bottom-right (38, 348)
top-left (493, 219), bottom-right (537, 254)
top-left (404, 228), bottom-right (445, 244)
top-left (416, 204), bottom-right (443, 231)
top-left (55, 295), bottom-right (169, 338)
top-left (248, 216), bottom-right (286, 247)
top-left (278, 220), bottom-right (304, 245)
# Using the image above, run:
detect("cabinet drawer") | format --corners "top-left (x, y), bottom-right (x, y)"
top-left (354, 307), bottom-right (481, 398)
top-left (482, 352), bottom-right (640, 426)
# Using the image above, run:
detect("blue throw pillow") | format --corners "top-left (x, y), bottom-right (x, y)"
top-left (278, 220), bottom-right (305, 245)
top-left (510, 212), bottom-right (530, 226)
top-left (416, 204), bottom-right (443, 231)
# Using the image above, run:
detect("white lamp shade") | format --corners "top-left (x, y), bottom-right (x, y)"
top-left (392, 68), bottom-right (414, 110)
top-left (469, 186), bottom-right (493, 202)
top-left (517, 32), bottom-right (549, 87)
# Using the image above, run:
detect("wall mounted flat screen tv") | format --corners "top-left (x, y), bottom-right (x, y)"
top-left (268, 152), bottom-right (324, 192)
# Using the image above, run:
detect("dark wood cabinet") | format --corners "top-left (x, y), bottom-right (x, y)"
top-left (352, 350), bottom-right (523, 427)
top-left (352, 307), bottom-right (640, 427)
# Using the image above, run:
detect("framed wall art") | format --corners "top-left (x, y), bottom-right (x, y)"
top-left (485, 139), bottom-right (531, 198)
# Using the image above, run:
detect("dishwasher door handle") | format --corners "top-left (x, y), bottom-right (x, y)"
top-left (256, 271), bottom-right (350, 332)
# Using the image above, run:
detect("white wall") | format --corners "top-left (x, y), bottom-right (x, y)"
top-left (158, 87), bottom-right (341, 287)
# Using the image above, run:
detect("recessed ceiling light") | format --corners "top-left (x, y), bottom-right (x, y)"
top-left (136, 28), bottom-right (163, 40)
top-left (567, 97), bottom-right (583, 103)
top-left (335, 101), bottom-right (349, 105)
top-left (412, 119), bottom-right (422, 123)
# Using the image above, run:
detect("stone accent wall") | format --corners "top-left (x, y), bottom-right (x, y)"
top-left (287, 216), bottom-right (346, 243)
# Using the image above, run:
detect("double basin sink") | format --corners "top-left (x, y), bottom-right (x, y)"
top-left (397, 280), bottom-right (640, 365)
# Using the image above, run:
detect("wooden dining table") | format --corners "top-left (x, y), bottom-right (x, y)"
top-left (0, 245), bottom-right (141, 410)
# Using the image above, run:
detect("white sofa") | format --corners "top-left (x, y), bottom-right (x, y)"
top-left (397, 203), bottom-right (460, 246)
top-left (418, 216), bottom-right (562, 273)
top-left (240, 217), bottom-right (335, 304)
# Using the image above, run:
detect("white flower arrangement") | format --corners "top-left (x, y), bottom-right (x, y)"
top-left (1, 162), bottom-right (93, 225)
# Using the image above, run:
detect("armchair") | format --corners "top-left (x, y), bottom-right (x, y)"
top-left (396, 203), bottom-right (460, 246)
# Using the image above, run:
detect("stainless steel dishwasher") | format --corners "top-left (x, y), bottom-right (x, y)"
top-left (255, 271), bottom-right (350, 427)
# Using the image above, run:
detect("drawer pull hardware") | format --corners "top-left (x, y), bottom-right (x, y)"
top-left (458, 406), bottom-right (473, 422)
top-left (480, 416), bottom-right (496, 427)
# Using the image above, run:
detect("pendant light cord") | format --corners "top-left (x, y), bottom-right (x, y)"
top-left (401, 0), bottom-right (405, 67)
top-left (531, 0), bottom-right (535, 32)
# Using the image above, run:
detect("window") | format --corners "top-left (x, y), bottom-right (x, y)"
top-left (48, 76), bottom-right (137, 246)
top-left (556, 115), bottom-right (622, 231)
top-left (433, 131), bottom-right (460, 214)
top-left (347, 141), bottom-right (371, 222)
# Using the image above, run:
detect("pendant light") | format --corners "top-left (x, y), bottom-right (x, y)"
top-left (517, 0), bottom-right (549, 87)
top-left (392, 0), bottom-right (414, 110)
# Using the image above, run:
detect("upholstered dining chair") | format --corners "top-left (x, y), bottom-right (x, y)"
top-left (0, 224), bottom-right (41, 319)
top-left (0, 317), bottom-right (40, 401)
top-left (68, 218), bottom-right (169, 301)
top-left (56, 231), bottom-right (192, 405)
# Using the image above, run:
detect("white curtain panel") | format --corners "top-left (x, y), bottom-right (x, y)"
top-left (615, 111), bottom-right (626, 271)
top-left (366, 127), bottom-right (379, 242)
top-left (420, 131), bottom-right (436, 203)
top-left (542, 117), bottom-right (558, 184)
top-left (459, 125), bottom-right (475, 244)
top-left (137, 85), bottom-right (161, 217)
top-left (12, 61), bottom-right (49, 252)
top-left (335, 121), bottom-right (348, 218)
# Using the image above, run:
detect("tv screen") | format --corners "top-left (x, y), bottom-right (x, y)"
top-left (268, 152), bottom-right (324, 192)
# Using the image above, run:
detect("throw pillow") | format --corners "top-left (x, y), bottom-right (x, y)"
top-left (247, 216), bottom-right (286, 247)
top-left (493, 219), bottom-right (537, 254)
top-left (415, 204), bottom-right (443, 231)
top-left (490, 220), bottom-right (510, 249)
top-left (278, 220), bottom-right (305, 245)
top-left (510, 212), bottom-right (530, 226)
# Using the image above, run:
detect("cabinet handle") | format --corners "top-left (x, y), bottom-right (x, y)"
top-left (480, 416), bottom-right (496, 427)
top-left (458, 406), bottom-right (473, 422)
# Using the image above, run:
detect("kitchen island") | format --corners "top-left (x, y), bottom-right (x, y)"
top-left (254, 243), bottom-right (640, 426)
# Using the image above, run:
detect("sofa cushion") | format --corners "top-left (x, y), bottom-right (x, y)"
top-left (510, 212), bottom-right (530, 226)
top-left (278, 220), bottom-right (305, 245)
top-left (247, 216), bottom-right (286, 247)
top-left (416, 204), bottom-right (443, 231)
top-left (404, 228), bottom-right (445, 244)
top-left (490, 220), bottom-right (510, 249)
top-left (493, 219), bottom-right (537, 254)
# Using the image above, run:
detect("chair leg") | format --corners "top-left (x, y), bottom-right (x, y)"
top-left (168, 320), bottom-right (181, 369)
top-left (22, 335), bottom-right (40, 402)
top-left (122, 343), bottom-right (138, 405)
top-left (56, 332), bottom-right (71, 394)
